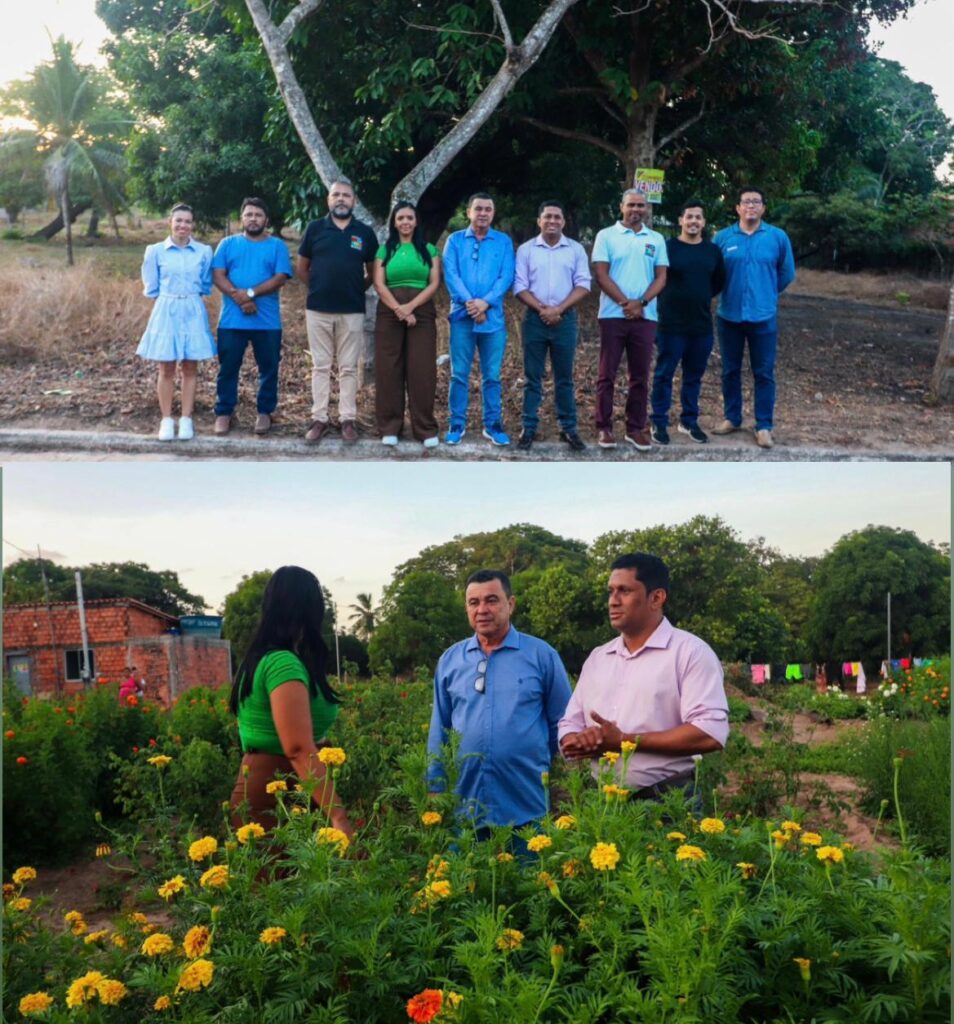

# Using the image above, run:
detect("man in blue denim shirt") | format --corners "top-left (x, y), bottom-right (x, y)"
top-left (442, 194), bottom-right (516, 446)
top-left (712, 187), bottom-right (795, 449)
top-left (427, 570), bottom-right (571, 836)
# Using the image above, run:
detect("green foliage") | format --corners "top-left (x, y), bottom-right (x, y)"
top-left (806, 687), bottom-right (869, 722)
top-left (866, 659), bottom-right (950, 720)
top-left (726, 696), bottom-right (753, 723)
top-left (0, 130), bottom-right (46, 222)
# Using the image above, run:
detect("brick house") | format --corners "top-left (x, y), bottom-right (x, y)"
top-left (3, 598), bottom-right (232, 705)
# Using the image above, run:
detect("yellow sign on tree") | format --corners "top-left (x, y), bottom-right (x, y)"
top-left (634, 168), bottom-right (665, 204)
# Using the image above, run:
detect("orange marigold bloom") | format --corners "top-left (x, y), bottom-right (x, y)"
top-left (406, 988), bottom-right (443, 1023)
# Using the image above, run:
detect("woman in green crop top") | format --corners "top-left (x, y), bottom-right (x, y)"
top-left (227, 566), bottom-right (355, 843)
top-left (372, 201), bottom-right (442, 449)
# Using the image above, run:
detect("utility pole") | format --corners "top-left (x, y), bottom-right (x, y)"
top-left (886, 591), bottom-right (892, 665)
top-left (75, 571), bottom-right (93, 686)
top-left (38, 546), bottom-right (60, 694)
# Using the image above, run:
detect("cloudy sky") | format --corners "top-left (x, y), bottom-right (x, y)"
top-left (2, 462), bottom-right (948, 615)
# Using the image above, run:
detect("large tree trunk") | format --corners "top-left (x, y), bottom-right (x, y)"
top-left (29, 200), bottom-right (90, 241)
top-left (929, 274), bottom-right (954, 402)
top-left (86, 209), bottom-right (101, 238)
top-left (61, 182), bottom-right (74, 267)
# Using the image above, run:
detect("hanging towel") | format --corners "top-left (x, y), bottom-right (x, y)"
top-left (842, 661), bottom-right (854, 677)
top-left (764, 664), bottom-right (771, 682)
top-left (900, 658), bottom-right (911, 670)
top-left (856, 664), bottom-right (867, 694)
top-left (751, 664), bottom-right (766, 684)
top-left (785, 663), bottom-right (803, 681)
top-left (851, 661), bottom-right (862, 676)
top-left (881, 661), bottom-right (890, 679)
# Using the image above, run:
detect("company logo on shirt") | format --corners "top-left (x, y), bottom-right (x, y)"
top-left (350, 236), bottom-right (363, 251)
top-left (644, 243), bottom-right (656, 258)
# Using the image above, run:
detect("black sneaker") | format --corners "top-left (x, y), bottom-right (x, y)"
top-left (677, 422), bottom-right (708, 444)
top-left (559, 430), bottom-right (586, 452)
top-left (517, 430), bottom-right (535, 451)
top-left (650, 424), bottom-right (670, 446)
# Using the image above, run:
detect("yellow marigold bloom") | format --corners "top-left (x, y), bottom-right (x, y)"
top-left (425, 880), bottom-right (451, 900)
top-left (496, 928), bottom-right (525, 951)
top-left (84, 929), bottom-right (109, 944)
top-left (19, 992), bottom-right (54, 1016)
top-left (527, 835), bottom-right (552, 853)
top-left (11, 897), bottom-right (31, 911)
top-left (816, 845), bottom-right (845, 864)
top-left (95, 844), bottom-right (112, 858)
top-left (183, 925), bottom-right (212, 959)
top-left (291, 806), bottom-right (307, 816)
top-left (496, 852), bottom-right (514, 863)
top-left (537, 871), bottom-right (559, 895)
top-left (666, 831), bottom-right (687, 841)
top-left (64, 910), bottom-right (88, 935)
top-left (420, 811), bottom-right (442, 826)
top-left (675, 844), bottom-right (707, 862)
top-left (800, 832), bottom-right (823, 846)
top-left (699, 818), bottom-right (725, 834)
top-left (554, 815), bottom-right (575, 830)
top-left (316, 827), bottom-right (350, 856)
top-left (158, 875), bottom-right (188, 900)
top-left (236, 822), bottom-right (266, 844)
top-left (446, 990), bottom-right (464, 1009)
top-left (265, 780), bottom-right (287, 795)
top-left (147, 755), bottom-right (172, 768)
top-left (771, 830), bottom-right (791, 848)
top-left (200, 865), bottom-right (229, 889)
top-left (260, 926), bottom-right (288, 945)
top-left (176, 958), bottom-right (214, 993)
top-left (736, 862), bottom-right (757, 879)
top-left (562, 858), bottom-right (581, 877)
top-left (142, 932), bottom-right (175, 956)
top-left (318, 747), bottom-right (346, 766)
top-left (781, 820), bottom-right (802, 833)
top-left (188, 836), bottom-right (218, 862)
top-left (142, 923), bottom-right (161, 935)
top-left (66, 971), bottom-right (105, 1008)
top-left (426, 857), bottom-right (449, 879)
top-left (12, 866), bottom-right (37, 885)
top-left (589, 842), bottom-right (621, 871)
top-left (111, 934), bottom-right (127, 948)
top-left (129, 912), bottom-right (148, 925)
top-left (620, 740), bottom-right (638, 753)
top-left (601, 751), bottom-right (620, 765)
top-left (793, 957), bottom-right (812, 982)
top-left (96, 979), bottom-right (128, 1006)
top-left (841, 842), bottom-right (855, 852)
top-left (154, 995), bottom-right (172, 1011)
top-left (2, 883), bottom-right (14, 900)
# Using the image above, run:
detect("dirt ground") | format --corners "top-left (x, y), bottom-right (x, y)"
top-left (3, 281), bottom-right (950, 455)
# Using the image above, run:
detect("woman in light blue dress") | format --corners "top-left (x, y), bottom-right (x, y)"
top-left (137, 203), bottom-right (216, 441)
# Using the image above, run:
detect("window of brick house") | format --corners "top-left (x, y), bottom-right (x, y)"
top-left (64, 649), bottom-right (96, 682)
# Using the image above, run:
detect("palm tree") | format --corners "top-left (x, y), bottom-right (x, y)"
top-left (348, 593), bottom-right (378, 642)
top-left (2, 37), bottom-right (128, 264)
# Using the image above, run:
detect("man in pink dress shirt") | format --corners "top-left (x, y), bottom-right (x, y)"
top-left (558, 553), bottom-right (729, 804)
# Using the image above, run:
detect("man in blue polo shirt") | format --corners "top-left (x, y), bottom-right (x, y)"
top-left (442, 193), bottom-right (516, 446)
top-left (427, 569), bottom-right (571, 845)
top-left (212, 197), bottom-right (293, 436)
top-left (592, 189), bottom-right (669, 451)
top-left (712, 186), bottom-right (795, 449)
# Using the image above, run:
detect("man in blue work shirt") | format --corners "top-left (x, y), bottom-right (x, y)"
top-left (427, 570), bottom-right (571, 843)
top-left (442, 193), bottom-right (516, 446)
top-left (712, 187), bottom-right (795, 449)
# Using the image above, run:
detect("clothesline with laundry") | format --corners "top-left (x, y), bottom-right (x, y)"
top-left (747, 658), bottom-right (934, 695)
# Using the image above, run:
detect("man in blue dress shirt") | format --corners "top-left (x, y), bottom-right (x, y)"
top-left (427, 570), bottom-right (571, 840)
top-left (712, 187), bottom-right (796, 449)
top-left (442, 193), bottom-right (516, 446)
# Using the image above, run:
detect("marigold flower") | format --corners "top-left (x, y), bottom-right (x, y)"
top-left (260, 926), bottom-right (288, 945)
top-left (158, 875), bottom-right (188, 900)
top-left (550, 944), bottom-right (565, 970)
top-left (265, 780), bottom-right (287, 795)
top-left (318, 747), bottom-right (346, 766)
top-left (816, 845), bottom-right (845, 864)
top-left (111, 933), bottom-right (127, 948)
top-left (554, 814), bottom-right (575, 830)
top-left (589, 842), bottom-right (621, 871)
top-left (675, 844), bottom-right (707, 863)
top-left (142, 932), bottom-right (175, 956)
top-left (496, 928), bottom-right (525, 951)
top-left (425, 879), bottom-right (451, 900)
top-left (420, 811), bottom-right (442, 826)
top-left (699, 818), bottom-right (725, 834)
top-left (426, 857), bottom-right (449, 879)
top-left (495, 852), bottom-right (514, 863)
top-left (620, 739), bottom-right (638, 753)
top-left (176, 958), bottom-right (215, 992)
top-left (445, 990), bottom-right (464, 1010)
top-left (19, 992), bottom-right (54, 1016)
top-left (129, 912), bottom-right (148, 925)
top-left (527, 834), bottom-right (552, 853)
top-left (147, 754), bottom-right (172, 768)
top-left (142, 923), bottom-right (162, 935)
top-left (235, 822), bottom-right (266, 844)
top-left (183, 925), bottom-right (212, 959)
top-left (200, 865), bottom-right (229, 889)
top-left (562, 858), bottom-right (582, 877)
top-left (736, 862), bottom-right (757, 879)
top-left (16, 756), bottom-right (28, 765)
top-left (781, 820), bottom-right (802, 833)
top-left (406, 988), bottom-right (443, 1023)
top-left (95, 844), bottom-right (112, 858)
top-left (12, 866), bottom-right (37, 885)
top-left (771, 830), bottom-right (791, 848)
top-left (96, 979), bottom-right (128, 1006)
top-left (10, 896), bottom-right (31, 912)
top-left (66, 971), bottom-right (105, 1008)
top-left (841, 842), bottom-right (855, 852)
top-left (188, 836), bottom-right (218, 862)
top-left (316, 827), bottom-right (350, 856)
top-left (154, 995), bottom-right (172, 1010)
top-left (793, 957), bottom-right (812, 982)
top-left (84, 929), bottom-right (109, 944)
top-left (601, 751), bottom-right (620, 765)
top-left (800, 832), bottom-right (823, 846)
top-left (537, 871), bottom-right (559, 895)
top-left (666, 831), bottom-right (687, 841)
top-left (2, 883), bottom-right (13, 900)
top-left (65, 910), bottom-right (88, 935)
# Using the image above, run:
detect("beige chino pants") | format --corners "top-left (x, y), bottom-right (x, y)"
top-left (305, 310), bottom-right (365, 423)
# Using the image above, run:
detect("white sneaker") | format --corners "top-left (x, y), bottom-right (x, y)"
top-left (381, 435), bottom-right (399, 446)
top-left (157, 417), bottom-right (176, 441)
top-left (177, 416), bottom-right (195, 441)
top-left (422, 437), bottom-right (439, 449)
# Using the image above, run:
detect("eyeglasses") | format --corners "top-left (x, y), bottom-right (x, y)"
top-left (471, 241), bottom-right (481, 261)
top-left (739, 199), bottom-right (764, 206)
top-left (475, 659), bottom-right (488, 693)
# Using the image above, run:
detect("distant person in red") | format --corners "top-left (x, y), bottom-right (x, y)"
top-left (119, 666), bottom-right (145, 704)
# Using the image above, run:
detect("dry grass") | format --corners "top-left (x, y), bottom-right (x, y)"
top-left (789, 268), bottom-right (949, 311)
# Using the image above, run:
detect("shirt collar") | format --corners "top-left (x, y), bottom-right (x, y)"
top-left (533, 233), bottom-right (568, 248)
top-left (614, 221), bottom-right (648, 237)
top-left (733, 221), bottom-right (766, 234)
top-left (464, 624), bottom-right (520, 653)
top-left (607, 617), bottom-right (672, 658)
top-left (163, 236), bottom-right (196, 250)
top-left (464, 226), bottom-right (496, 241)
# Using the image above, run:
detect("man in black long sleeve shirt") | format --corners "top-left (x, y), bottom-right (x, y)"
top-left (650, 200), bottom-right (725, 444)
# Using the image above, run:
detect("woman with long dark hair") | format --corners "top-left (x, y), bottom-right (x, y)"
top-left (372, 201), bottom-right (442, 448)
top-left (228, 566), bottom-right (355, 841)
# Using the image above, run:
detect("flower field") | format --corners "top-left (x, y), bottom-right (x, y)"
top-left (3, 672), bottom-right (950, 1022)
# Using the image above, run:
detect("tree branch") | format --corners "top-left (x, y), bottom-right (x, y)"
top-left (519, 115), bottom-right (627, 163)
top-left (278, 0), bottom-right (325, 46)
top-left (488, 0), bottom-right (514, 49)
top-left (655, 99), bottom-right (707, 153)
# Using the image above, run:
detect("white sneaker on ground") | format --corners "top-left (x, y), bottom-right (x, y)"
top-left (177, 416), bottom-right (194, 440)
top-left (422, 437), bottom-right (439, 449)
top-left (157, 417), bottom-right (176, 441)
top-left (381, 435), bottom-right (399, 446)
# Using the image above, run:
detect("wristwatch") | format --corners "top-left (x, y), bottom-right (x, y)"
top-left (245, 287), bottom-right (256, 299)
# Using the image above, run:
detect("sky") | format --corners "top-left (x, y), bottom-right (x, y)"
top-left (2, 462), bottom-right (949, 617)
top-left (2, 0), bottom-right (952, 122)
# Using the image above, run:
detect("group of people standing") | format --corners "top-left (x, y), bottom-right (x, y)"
top-left (138, 181), bottom-right (794, 451)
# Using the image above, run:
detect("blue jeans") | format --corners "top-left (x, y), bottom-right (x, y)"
top-left (522, 310), bottom-right (578, 433)
top-left (448, 320), bottom-right (507, 429)
top-left (717, 317), bottom-right (777, 431)
top-left (215, 328), bottom-right (282, 416)
top-left (650, 331), bottom-right (713, 428)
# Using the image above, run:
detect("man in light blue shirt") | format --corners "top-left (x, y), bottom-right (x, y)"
top-left (712, 186), bottom-right (795, 449)
top-left (427, 570), bottom-right (571, 840)
top-left (212, 197), bottom-right (292, 436)
top-left (442, 193), bottom-right (516, 446)
top-left (592, 189), bottom-right (669, 451)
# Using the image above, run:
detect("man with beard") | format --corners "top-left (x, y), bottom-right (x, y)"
top-left (212, 197), bottom-right (293, 436)
top-left (297, 179), bottom-right (378, 443)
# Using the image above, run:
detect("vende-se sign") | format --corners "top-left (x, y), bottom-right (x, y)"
top-left (634, 168), bottom-right (665, 204)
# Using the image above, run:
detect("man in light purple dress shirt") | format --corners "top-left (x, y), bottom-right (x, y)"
top-left (558, 552), bottom-right (728, 804)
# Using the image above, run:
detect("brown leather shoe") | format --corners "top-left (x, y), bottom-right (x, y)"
top-left (597, 429), bottom-right (616, 449)
top-left (625, 429), bottom-right (652, 452)
top-left (341, 420), bottom-right (358, 442)
top-left (254, 413), bottom-right (271, 435)
top-left (304, 420), bottom-right (329, 442)
top-left (214, 415), bottom-right (232, 436)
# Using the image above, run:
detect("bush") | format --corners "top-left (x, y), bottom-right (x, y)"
top-left (806, 687), bottom-right (868, 722)
top-left (866, 658), bottom-right (950, 720)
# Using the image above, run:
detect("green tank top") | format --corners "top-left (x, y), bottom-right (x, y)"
top-left (376, 242), bottom-right (439, 290)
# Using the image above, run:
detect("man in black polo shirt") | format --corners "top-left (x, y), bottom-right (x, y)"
top-left (297, 179), bottom-right (378, 442)
top-left (649, 198), bottom-right (725, 445)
